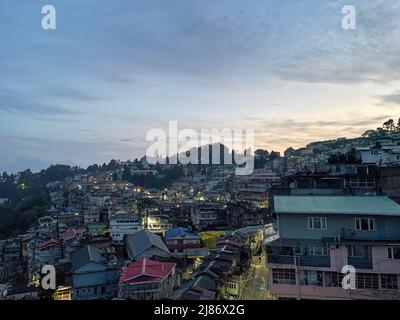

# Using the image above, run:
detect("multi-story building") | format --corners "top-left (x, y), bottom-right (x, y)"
top-left (109, 211), bottom-right (141, 242)
top-left (164, 227), bottom-right (202, 257)
top-left (118, 258), bottom-right (177, 300)
top-left (356, 145), bottom-right (400, 165)
top-left (72, 245), bottom-right (118, 300)
top-left (191, 203), bottom-right (226, 231)
top-left (227, 201), bottom-right (266, 228)
top-left (266, 195), bottom-right (400, 300)
top-left (142, 211), bottom-right (172, 236)
top-left (1, 238), bottom-right (21, 263)
top-left (28, 239), bottom-right (62, 278)
top-left (83, 208), bottom-right (100, 225)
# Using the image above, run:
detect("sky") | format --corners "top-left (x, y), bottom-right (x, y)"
top-left (1, 0), bottom-right (400, 172)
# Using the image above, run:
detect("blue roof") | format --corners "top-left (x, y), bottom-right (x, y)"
top-left (165, 227), bottom-right (199, 239)
top-left (274, 196), bottom-right (400, 216)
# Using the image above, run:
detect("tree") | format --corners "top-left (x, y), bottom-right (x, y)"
top-left (254, 149), bottom-right (269, 169)
top-left (269, 151), bottom-right (280, 161)
top-left (362, 130), bottom-right (375, 138)
top-left (122, 165), bottom-right (131, 181)
top-left (383, 119), bottom-right (395, 132)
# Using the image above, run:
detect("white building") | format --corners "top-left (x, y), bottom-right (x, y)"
top-left (109, 211), bottom-right (142, 242)
top-left (356, 145), bottom-right (400, 165)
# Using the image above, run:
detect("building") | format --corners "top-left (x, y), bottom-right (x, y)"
top-left (109, 211), bottom-right (141, 242)
top-left (72, 245), bottom-right (118, 300)
top-left (87, 223), bottom-right (108, 237)
top-left (53, 286), bottom-right (72, 300)
top-left (83, 208), bottom-right (100, 225)
top-left (125, 230), bottom-right (172, 261)
top-left (27, 239), bottom-right (62, 278)
top-left (191, 203), bottom-right (227, 231)
top-left (356, 145), bottom-right (400, 165)
top-left (227, 201), bottom-right (266, 228)
top-left (164, 227), bottom-right (202, 257)
top-left (266, 195), bottom-right (400, 300)
top-left (118, 258), bottom-right (177, 300)
top-left (142, 211), bottom-right (172, 236)
top-left (60, 228), bottom-right (87, 261)
top-left (1, 238), bottom-right (21, 263)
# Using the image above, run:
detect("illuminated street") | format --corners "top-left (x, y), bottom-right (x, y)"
top-left (240, 252), bottom-right (269, 300)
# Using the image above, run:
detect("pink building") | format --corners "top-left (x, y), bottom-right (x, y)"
top-left (118, 259), bottom-right (177, 300)
top-left (266, 196), bottom-right (400, 300)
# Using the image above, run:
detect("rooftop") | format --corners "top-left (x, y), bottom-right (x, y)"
top-left (165, 227), bottom-right (199, 239)
top-left (119, 259), bottom-right (176, 284)
top-left (274, 196), bottom-right (400, 216)
top-left (72, 245), bottom-right (106, 269)
top-left (125, 230), bottom-right (170, 258)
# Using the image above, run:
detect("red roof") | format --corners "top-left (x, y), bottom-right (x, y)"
top-left (37, 239), bottom-right (62, 250)
top-left (119, 259), bottom-right (176, 284)
top-left (60, 228), bottom-right (86, 241)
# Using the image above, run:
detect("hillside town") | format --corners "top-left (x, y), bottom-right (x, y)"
top-left (1, 122), bottom-right (400, 300)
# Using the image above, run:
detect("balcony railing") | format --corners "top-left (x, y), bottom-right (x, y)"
top-left (267, 255), bottom-right (331, 268)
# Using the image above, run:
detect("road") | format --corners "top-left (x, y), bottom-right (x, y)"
top-left (240, 252), bottom-right (270, 300)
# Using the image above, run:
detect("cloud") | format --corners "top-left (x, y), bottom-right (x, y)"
top-left (376, 90), bottom-right (400, 106)
top-left (0, 99), bottom-right (76, 116)
top-left (243, 114), bottom-right (393, 151)
top-left (47, 87), bottom-right (112, 102)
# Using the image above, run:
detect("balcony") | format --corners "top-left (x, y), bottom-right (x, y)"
top-left (299, 255), bottom-right (330, 268)
top-left (267, 255), bottom-right (294, 265)
top-left (267, 255), bottom-right (331, 268)
top-left (347, 257), bottom-right (373, 270)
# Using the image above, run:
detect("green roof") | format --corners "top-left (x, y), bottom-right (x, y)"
top-left (72, 245), bottom-right (106, 269)
top-left (274, 196), bottom-right (400, 216)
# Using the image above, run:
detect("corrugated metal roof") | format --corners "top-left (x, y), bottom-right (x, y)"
top-left (72, 245), bottom-right (106, 269)
top-left (274, 196), bottom-right (400, 216)
top-left (165, 227), bottom-right (199, 239)
top-left (126, 230), bottom-right (170, 258)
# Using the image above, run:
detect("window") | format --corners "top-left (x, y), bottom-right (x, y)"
top-left (226, 282), bottom-right (237, 289)
top-left (381, 274), bottom-right (398, 290)
top-left (272, 269), bottom-right (296, 285)
top-left (356, 273), bottom-right (379, 289)
top-left (355, 218), bottom-right (375, 231)
top-left (299, 270), bottom-right (323, 286)
top-left (349, 178), bottom-right (375, 189)
top-left (277, 247), bottom-right (294, 256)
top-left (388, 247), bottom-right (400, 260)
top-left (324, 272), bottom-right (344, 287)
top-left (308, 217), bottom-right (327, 230)
top-left (348, 245), bottom-right (366, 258)
top-left (302, 244), bottom-right (328, 256)
top-left (101, 287), bottom-right (105, 294)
